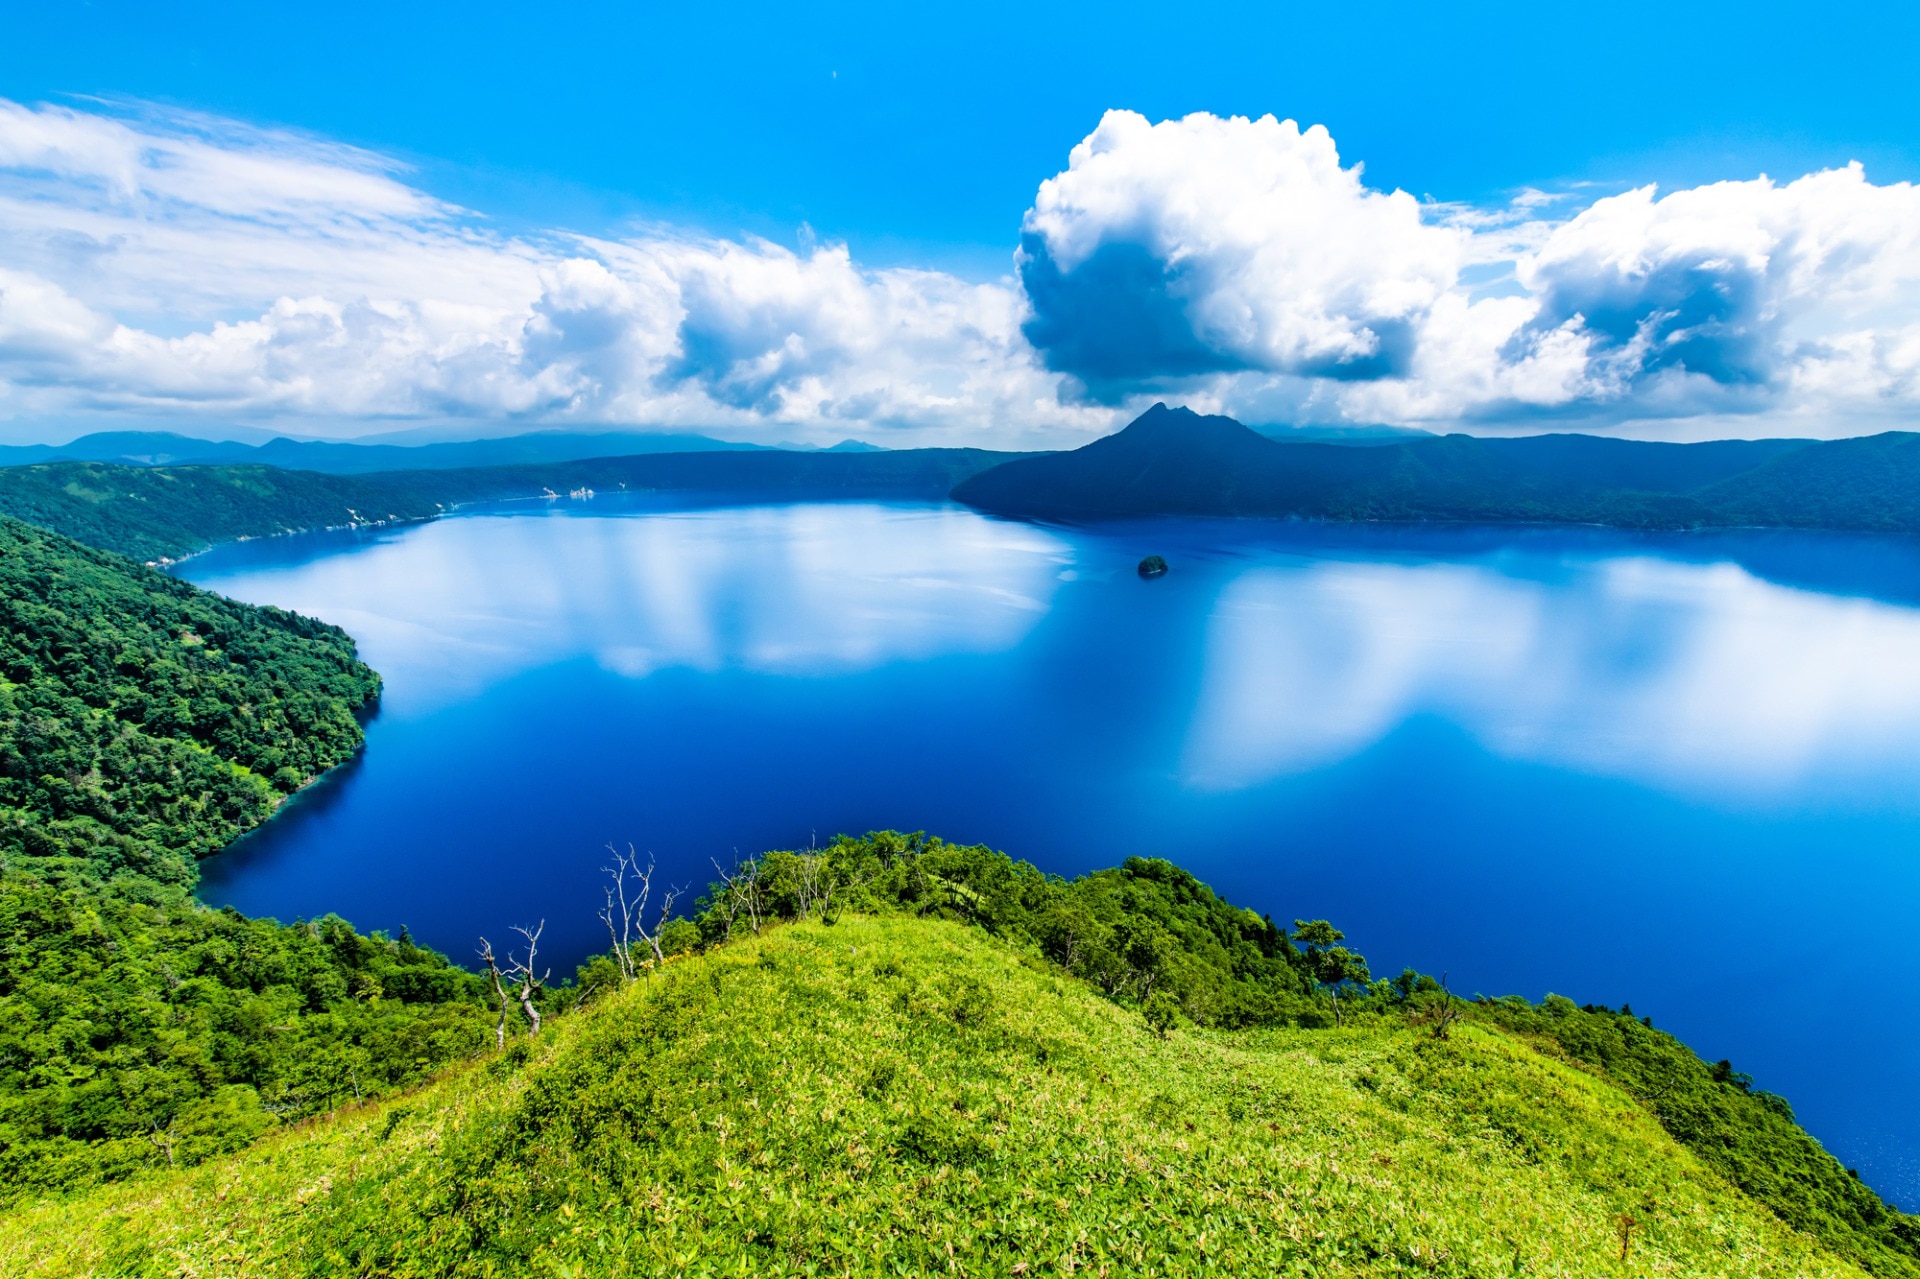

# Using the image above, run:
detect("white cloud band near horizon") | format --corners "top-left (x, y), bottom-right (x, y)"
top-left (0, 99), bottom-right (1917, 447)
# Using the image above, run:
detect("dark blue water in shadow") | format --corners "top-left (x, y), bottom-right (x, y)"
top-left (184, 498), bottom-right (1920, 1208)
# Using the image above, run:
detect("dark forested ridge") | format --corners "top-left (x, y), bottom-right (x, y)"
top-left (0, 448), bottom-right (1027, 562)
top-left (0, 516), bottom-right (488, 1200)
top-left (9, 409), bottom-right (1920, 567)
top-left (952, 403), bottom-right (1920, 532)
top-left (0, 462), bottom-right (449, 564)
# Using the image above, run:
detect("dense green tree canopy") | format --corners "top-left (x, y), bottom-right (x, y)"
top-left (0, 516), bottom-right (488, 1202)
top-left (0, 515), bottom-right (379, 880)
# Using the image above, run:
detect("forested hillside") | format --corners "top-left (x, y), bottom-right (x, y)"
top-left (952, 403), bottom-right (1920, 532)
top-left (0, 516), bottom-right (488, 1199)
top-left (0, 462), bottom-right (447, 564)
top-left (0, 448), bottom-right (1027, 562)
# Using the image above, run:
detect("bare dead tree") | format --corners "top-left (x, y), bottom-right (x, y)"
top-left (478, 936), bottom-right (513, 1049)
top-left (1057, 926), bottom-right (1081, 971)
top-left (813, 856), bottom-right (845, 923)
top-left (793, 832), bottom-right (841, 922)
top-left (600, 845), bottom-right (646, 980)
top-left (797, 846), bottom-right (841, 922)
top-left (706, 859), bottom-right (740, 939)
top-left (1412, 971), bottom-right (1463, 1040)
top-left (506, 922), bottom-right (549, 1035)
top-left (600, 845), bottom-right (682, 978)
top-left (739, 854), bottom-right (763, 933)
top-left (712, 853), bottom-right (763, 937)
top-left (479, 923), bottom-right (550, 1042)
top-left (146, 1117), bottom-right (177, 1168)
top-left (795, 851), bottom-right (818, 920)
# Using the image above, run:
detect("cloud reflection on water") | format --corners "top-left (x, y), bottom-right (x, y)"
top-left (197, 503), bottom-right (1071, 712)
top-left (192, 504), bottom-right (1920, 804)
top-left (1181, 552), bottom-right (1920, 802)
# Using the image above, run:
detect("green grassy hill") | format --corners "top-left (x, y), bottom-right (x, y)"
top-left (0, 914), bottom-right (1877, 1277)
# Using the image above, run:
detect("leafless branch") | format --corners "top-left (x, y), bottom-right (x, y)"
top-left (478, 936), bottom-right (512, 1049)
top-left (1411, 971), bottom-right (1463, 1040)
top-left (506, 921), bottom-right (549, 1035)
top-left (146, 1118), bottom-right (177, 1168)
top-left (601, 846), bottom-right (684, 977)
top-left (480, 921), bottom-right (549, 1041)
top-left (711, 852), bottom-right (762, 937)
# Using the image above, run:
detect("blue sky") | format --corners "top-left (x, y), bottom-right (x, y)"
top-left (1, 1), bottom-right (1918, 444)
top-left (11, 1), bottom-right (1917, 261)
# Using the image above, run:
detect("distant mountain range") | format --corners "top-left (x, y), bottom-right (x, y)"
top-left (0, 429), bottom-right (884, 474)
top-left (1251, 421), bottom-right (1438, 446)
top-left (952, 403), bottom-right (1920, 532)
top-left (8, 404), bottom-right (1920, 564)
top-left (0, 449), bottom-right (1022, 563)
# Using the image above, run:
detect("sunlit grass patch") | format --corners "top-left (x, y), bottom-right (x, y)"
top-left (0, 915), bottom-right (1867, 1277)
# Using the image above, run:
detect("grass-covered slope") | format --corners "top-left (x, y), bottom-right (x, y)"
top-left (1484, 1000), bottom-right (1920, 1273)
top-left (701, 834), bottom-right (1920, 1277)
top-left (0, 915), bottom-right (1871, 1278)
top-left (0, 516), bottom-right (489, 1201)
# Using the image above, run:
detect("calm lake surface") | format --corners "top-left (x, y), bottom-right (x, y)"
top-left (184, 497), bottom-right (1920, 1207)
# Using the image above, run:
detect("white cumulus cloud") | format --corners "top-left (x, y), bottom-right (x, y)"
top-left (1017, 110), bottom-right (1462, 394)
top-left (1, 98), bottom-right (1918, 443)
top-left (0, 98), bottom-right (1093, 444)
top-left (1013, 113), bottom-right (1920, 436)
top-left (1509, 165), bottom-right (1920, 416)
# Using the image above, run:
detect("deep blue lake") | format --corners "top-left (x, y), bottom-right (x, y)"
top-left (183, 497), bottom-right (1920, 1208)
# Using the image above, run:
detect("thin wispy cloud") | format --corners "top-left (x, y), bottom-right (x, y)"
top-left (0, 98), bottom-right (1916, 443)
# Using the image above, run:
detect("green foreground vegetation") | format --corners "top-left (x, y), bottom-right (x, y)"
top-left (0, 912), bottom-right (1890, 1278)
top-left (0, 515), bottom-right (490, 1198)
top-left (2, 815), bottom-right (1914, 1274)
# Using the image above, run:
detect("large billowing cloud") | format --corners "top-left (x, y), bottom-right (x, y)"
top-left (1018, 111), bottom-right (1920, 435)
top-left (0, 98), bottom-right (1917, 443)
top-left (1017, 111), bottom-right (1461, 397)
top-left (1510, 166), bottom-right (1920, 412)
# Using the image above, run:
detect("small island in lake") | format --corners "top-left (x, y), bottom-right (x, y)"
top-left (1138, 554), bottom-right (1169, 578)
